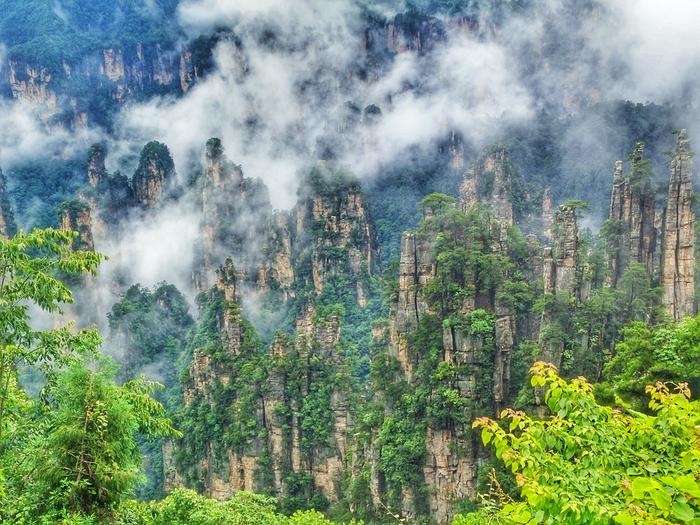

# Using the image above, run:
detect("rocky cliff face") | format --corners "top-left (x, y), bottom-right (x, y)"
top-left (541, 204), bottom-right (580, 367)
top-left (65, 141), bottom-right (179, 244)
top-left (363, 157), bottom-right (532, 523)
top-left (102, 130), bottom-right (697, 522)
top-left (174, 265), bottom-right (357, 505)
top-left (545, 205), bottom-right (580, 297)
top-left (460, 145), bottom-right (516, 224)
top-left (257, 211), bottom-right (295, 298)
top-left (168, 143), bottom-right (544, 523)
top-left (607, 144), bottom-right (656, 284)
top-left (660, 130), bottom-right (696, 321)
top-left (294, 166), bottom-right (380, 305)
top-left (363, 10), bottom-right (447, 66)
top-left (87, 144), bottom-right (108, 189)
top-left (82, 145), bottom-right (136, 239)
top-left (170, 162), bottom-right (379, 508)
top-left (542, 188), bottom-right (553, 242)
top-left (1, 42), bottom-right (210, 126)
top-left (0, 170), bottom-right (16, 239)
top-left (194, 139), bottom-right (272, 290)
top-left (132, 141), bottom-right (178, 208)
top-left (59, 200), bottom-right (95, 252)
top-left (5, 62), bottom-right (58, 122)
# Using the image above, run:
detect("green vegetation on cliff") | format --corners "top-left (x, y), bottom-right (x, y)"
top-left (0, 0), bottom-right (179, 71)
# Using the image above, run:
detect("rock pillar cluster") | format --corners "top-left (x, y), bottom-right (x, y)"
top-left (607, 143), bottom-right (656, 284)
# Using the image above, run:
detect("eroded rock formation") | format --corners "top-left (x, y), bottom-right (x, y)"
top-left (460, 146), bottom-right (515, 224)
top-left (170, 162), bottom-right (379, 507)
top-left (194, 138), bottom-right (272, 290)
top-left (0, 170), bottom-right (16, 239)
top-left (1, 42), bottom-right (212, 125)
top-left (87, 144), bottom-right (108, 189)
top-left (544, 204), bottom-right (579, 299)
top-left (660, 130), bottom-right (696, 321)
top-left (294, 165), bottom-right (380, 305)
top-left (607, 144), bottom-right (656, 284)
top-left (59, 200), bottom-right (95, 252)
top-left (541, 203), bottom-right (580, 366)
top-left (542, 188), bottom-right (553, 242)
top-left (132, 141), bottom-right (178, 208)
top-left (257, 211), bottom-right (295, 298)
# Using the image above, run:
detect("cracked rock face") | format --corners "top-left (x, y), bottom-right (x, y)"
top-left (87, 144), bottom-right (107, 189)
top-left (171, 168), bottom-right (376, 505)
top-left (60, 202), bottom-right (95, 252)
top-left (194, 138), bottom-right (272, 290)
top-left (660, 130), bottom-right (696, 321)
top-left (607, 144), bottom-right (656, 285)
top-left (548, 204), bottom-right (579, 297)
top-left (132, 142), bottom-right (177, 208)
top-left (541, 204), bottom-right (580, 367)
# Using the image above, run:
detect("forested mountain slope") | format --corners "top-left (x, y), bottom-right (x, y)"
top-left (0, 1), bottom-right (698, 524)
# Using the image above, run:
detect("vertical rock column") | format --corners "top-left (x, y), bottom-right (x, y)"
top-left (87, 143), bottom-right (107, 188)
top-left (660, 130), bottom-right (696, 321)
top-left (194, 138), bottom-right (272, 290)
top-left (132, 141), bottom-right (177, 208)
top-left (215, 258), bottom-right (244, 355)
top-left (607, 144), bottom-right (656, 284)
top-left (0, 170), bottom-right (16, 239)
top-left (541, 204), bottom-right (579, 367)
top-left (459, 146), bottom-right (514, 225)
top-left (492, 221), bottom-right (515, 411)
top-left (542, 188), bottom-right (553, 242)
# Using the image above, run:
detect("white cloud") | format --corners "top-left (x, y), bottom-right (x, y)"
top-left (589, 0), bottom-right (700, 103)
top-left (2, 0), bottom-right (700, 323)
top-left (0, 101), bottom-right (96, 168)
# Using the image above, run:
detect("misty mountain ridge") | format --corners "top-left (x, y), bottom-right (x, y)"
top-left (0, 1), bottom-right (698, 525)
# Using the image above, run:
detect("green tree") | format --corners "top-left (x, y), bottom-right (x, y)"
top-left (0, 229), bottom-right (104, 436)
top-left (602, 315), bottom-right (700, 409)
top-left (16, 362), bottom-right (181, 522)
top-left (458, 362), bottom-right (700, 524)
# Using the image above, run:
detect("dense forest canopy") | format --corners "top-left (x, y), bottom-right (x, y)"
top-left (0, 0), bottom-right (179, 68)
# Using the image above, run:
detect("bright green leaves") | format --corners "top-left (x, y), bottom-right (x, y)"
top-left (603, 315), bottom-right (700, 409)
top-left (462, 364), bottom-right (700, 524)
top-left (0, 229), bottom-right (186, 523)
top-left (0, 228), bottom-right (106, 437)
top-left (377, 391), bottom-right (427, 487)
top-left (620, 474), bottom-right (698, 523)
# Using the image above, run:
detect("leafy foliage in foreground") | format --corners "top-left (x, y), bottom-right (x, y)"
top-left (0, 228), bottom-right (179, 524)
top-left (458, 363), bottom-right (700, 525)
top-left (0, 228), bottom-right (104, 432)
